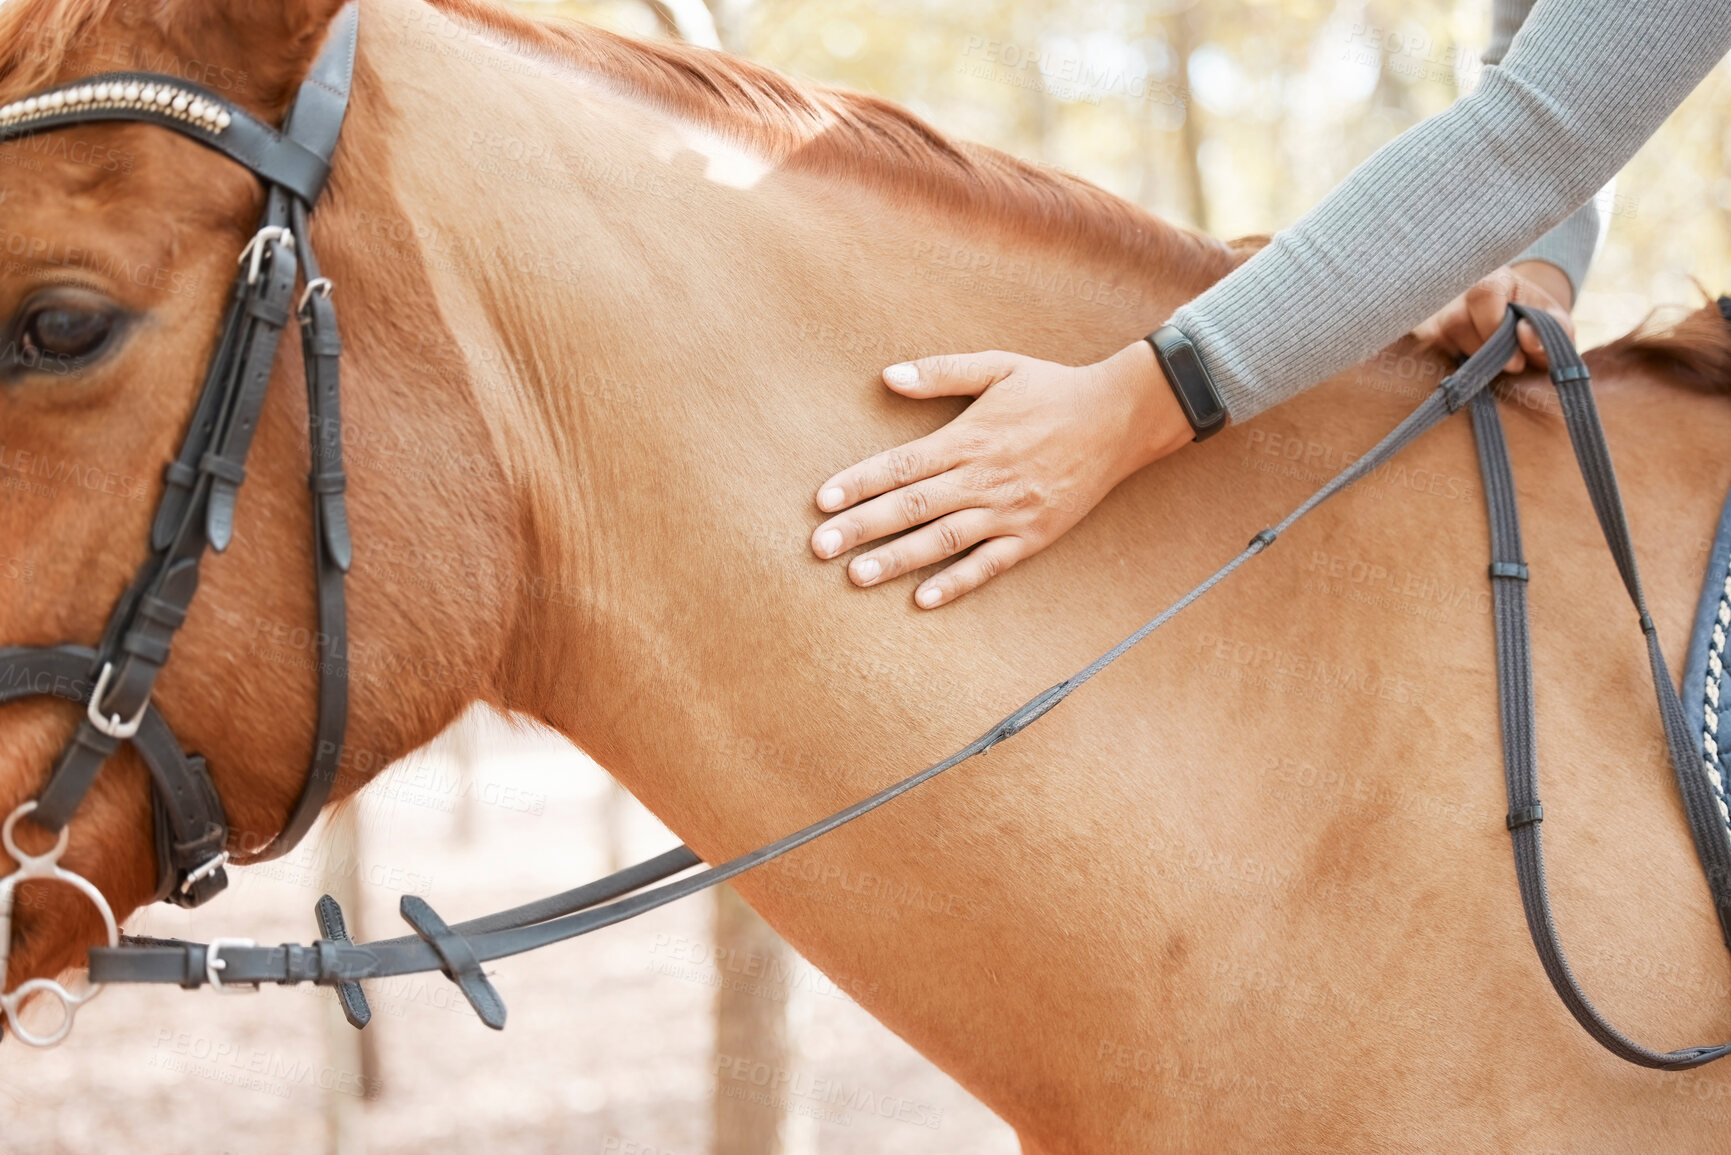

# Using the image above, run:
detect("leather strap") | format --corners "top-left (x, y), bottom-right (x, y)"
top-left (0, 3), bottom-right (361, 927)
top-left (86, 320), bottom-right (1530, 1006)
top-left (0, 647), bottom-right (229, 905)
top-left (314, 894), bottom-right (371, 1029)
top-left (1467, 305), bottom-right (1731, 1069)
top-left (229, 8), bottom-right (359, 862)
top-left (0, 73), bottom-right (334, 203)
top-left (12, 19), bottom-right (1727, 1065)
top-left (235, 197), bottom-right (353, 865)
top-left (400, 896), bottom-right (507, 1029)
top-left (90, 309), bottom-right (1731, 1068)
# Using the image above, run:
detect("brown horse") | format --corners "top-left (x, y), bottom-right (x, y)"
top-left (4, 0), bottom-right (1731, 1147)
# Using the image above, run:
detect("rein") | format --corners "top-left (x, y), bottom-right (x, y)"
top-left (0, 10), bottom-right (1727, 1069)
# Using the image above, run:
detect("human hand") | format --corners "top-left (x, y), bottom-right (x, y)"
top-left (1411, 260), bottom-right (1575, 373)
top-left (810, 339), bottom-right (1194, 608)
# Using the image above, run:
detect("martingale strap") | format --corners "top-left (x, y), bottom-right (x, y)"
top-left (91, 307), bottom-right (1731, 1065)
top-left (0, 3), bottom-right (359, 904)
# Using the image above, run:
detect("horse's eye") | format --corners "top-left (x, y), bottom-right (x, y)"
top-left (23, 303), bottom-right (115, 360)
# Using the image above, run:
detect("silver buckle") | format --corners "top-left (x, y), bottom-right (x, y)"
top-left (0, 802), bottom-right (119, 1048)
top-left (296, 277), bottom-right (334, 318)
top-left (237, 226), bottom-right (294, 286)
top-left (86, 662), bottom-right (148, 741)
top-left (205, 937), bottom-right (260, 993)
top-left (179, 851), bottom-right (230, 896)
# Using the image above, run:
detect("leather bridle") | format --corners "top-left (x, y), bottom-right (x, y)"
top-left (0, 6), bottom-right (359, 1044)
top-left (3, 4), bottom-right (1729, 1072)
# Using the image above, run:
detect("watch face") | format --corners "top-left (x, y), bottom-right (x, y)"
top-left (1161, 339), bottom-right (1224, 425)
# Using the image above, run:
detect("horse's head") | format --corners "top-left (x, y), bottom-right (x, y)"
top-left (0, 0), bottom-right (518, 1016)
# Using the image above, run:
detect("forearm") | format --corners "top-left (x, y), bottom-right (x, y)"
top-left (1489, 0), bottom-right (1601, 300)
top-left (1169, 0), bottom-right (1730, 423)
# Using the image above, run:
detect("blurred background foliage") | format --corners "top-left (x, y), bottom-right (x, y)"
top-left (512, 0), bottom-right (1731, 348)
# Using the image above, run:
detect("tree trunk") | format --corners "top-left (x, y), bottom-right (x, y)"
top-left (711, 884), bottom-right (811, 1155)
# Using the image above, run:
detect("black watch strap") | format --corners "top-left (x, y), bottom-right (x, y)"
top-left (1146, 324), bottom-right (1227, 441)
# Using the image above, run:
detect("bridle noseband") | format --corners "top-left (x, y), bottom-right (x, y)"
top-left (0, 6), bottom-right (359, 1044)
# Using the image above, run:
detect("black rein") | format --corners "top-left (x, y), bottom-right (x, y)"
top-left (0, 2), bottom-right (1727, 1067)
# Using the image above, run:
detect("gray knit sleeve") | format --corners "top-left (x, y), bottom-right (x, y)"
top-left (1488, 0), bottom-right (1599, 297)
top-left (1512, 200), bottom-right (1599, 299)
top-left (1483, 0), bottom-right (1534, 66)
top-left (1168, 0), bottom-right (1731, 424)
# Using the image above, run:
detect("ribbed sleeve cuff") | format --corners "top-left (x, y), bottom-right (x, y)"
top-left (1512, 198), bottom-right (1600, 299)
top-left (1167, 298), bottom-right (1271, 425)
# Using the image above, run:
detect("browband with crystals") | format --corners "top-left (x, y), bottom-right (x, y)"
top-left (0, 71), bottom-right (334, 203)
top-left (0, 78), bottom-right (235, 131)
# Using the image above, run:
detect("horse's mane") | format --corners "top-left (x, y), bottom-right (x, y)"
top-left (0, 0), bottom-right (1237, 282)
top-left (1590, 300), bottom-right (1731, 398)
top-left (0, 0), bottom-right (109, 92)
top-left (421, 0), bottom-right (1239, 278)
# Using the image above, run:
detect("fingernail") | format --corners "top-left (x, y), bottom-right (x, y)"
top-left (917, 586), bottom-right (942, 608)
top-left (819, 486), bottom-right (846, 511)
top-left (815, 529), bottom-right (842, 557)
top-left (853, 558), bottom-right (881, 584)
top-left (884, 363), bottom-right (919, 388)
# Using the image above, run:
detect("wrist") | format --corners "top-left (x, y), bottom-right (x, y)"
top-left (1510, 259), bottom-right (1576, 311)
top-left (1100, 338), bottom-right (1195, 472)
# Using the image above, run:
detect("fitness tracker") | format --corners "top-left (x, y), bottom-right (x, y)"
top-left (1145, 324), bottom-right (1227, 441)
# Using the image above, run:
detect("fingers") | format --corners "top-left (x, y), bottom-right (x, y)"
top-left (1422, 303), bottom-right (1472, 360)
top-left (814, 351), bottom-right (1021, 514)
top-left (1410, 309), bottom-right (1451, 351)
top-left (840, 507), bottom-right (1000, 589)
top-left (1515, 319), bottom-right (1547, 369)
top-left (1514, 281), bottom-right (1574, 371)
top-left (881, 351), bottom-right (1020, 399)
top-left (1462, 270), bottom-right (1516, 345)
top-left (813, 474), bottom-right (972, 560)
top-left (815, 433), bottom-right (963, 515)
top-left (1417, 265), bottom-right (1579, 375)
top-left (913, 537), bottom-right (1030, 609)
top-left (1462, 271), bottom-right (1528, 373)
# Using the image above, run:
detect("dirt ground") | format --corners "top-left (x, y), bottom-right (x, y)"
top-left (0, 720), bottom-right (1019, 1155)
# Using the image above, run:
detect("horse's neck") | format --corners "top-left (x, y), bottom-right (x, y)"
top-left (348, 11), bottom-right (1731, 1141)
top-left (361, 0), bottom-right (1231, 784)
